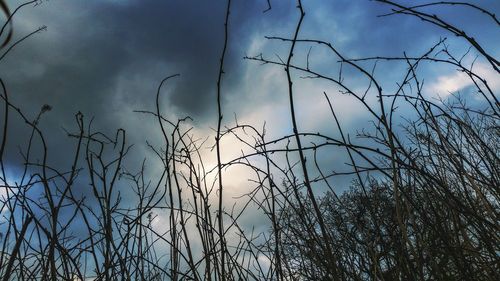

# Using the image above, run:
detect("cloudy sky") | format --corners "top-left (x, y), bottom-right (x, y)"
top-left (1, 0), bottom-right (498, 230)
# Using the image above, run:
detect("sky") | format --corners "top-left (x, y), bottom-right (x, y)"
top-left (0, 0), bottom-right (498, 268)
top-left (0, 0), bottom-right (495, 159)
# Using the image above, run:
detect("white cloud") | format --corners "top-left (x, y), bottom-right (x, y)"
top-left (428, 71), bottom-right (470, 99)
top-left (427, 62), bottom-right (499, 100)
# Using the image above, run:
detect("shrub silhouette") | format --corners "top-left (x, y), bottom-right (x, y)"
top-left (0, 0), bottom-right (498, 280)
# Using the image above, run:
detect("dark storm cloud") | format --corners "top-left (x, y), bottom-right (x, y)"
top-left (1, 0), bottom-right (230, 122)
top-left (0, 0), bottom-right (295, 132)
top-left (95, 0), bottom-right (229, 116)
top-left (80, 0), bottom-right (285, 120)
top-left (0, 0), bottom-right (273, 165)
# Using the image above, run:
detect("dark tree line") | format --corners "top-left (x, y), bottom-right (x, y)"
top-left (0, 0), bottom-right (498, 280)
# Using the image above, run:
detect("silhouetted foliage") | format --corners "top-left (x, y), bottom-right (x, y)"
top-left (0, 0), bottom-right (498, 280)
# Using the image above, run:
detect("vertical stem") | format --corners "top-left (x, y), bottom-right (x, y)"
top-left (284, 1), bottom-right (339, 279)
top-left (216, 0), bottom-right (231, 279)
top-left (1, 216), bottom-right (32, 281)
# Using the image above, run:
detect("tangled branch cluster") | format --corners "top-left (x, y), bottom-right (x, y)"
top-left (0, 1), bottom-right (498, 280)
